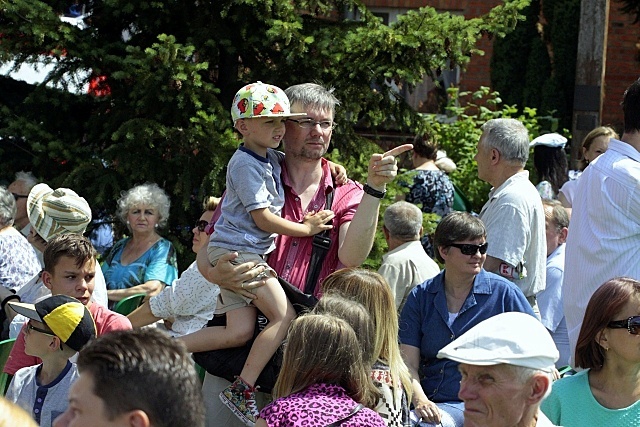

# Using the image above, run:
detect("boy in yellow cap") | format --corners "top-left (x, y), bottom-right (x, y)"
top-left (6, 295), bottom-right (96, 426)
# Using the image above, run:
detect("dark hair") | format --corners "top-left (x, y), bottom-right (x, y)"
top-left (43, 234), bottom-right (96, 273)
top-left (77, 328), bottom-right (205, 427)
top-left (622, 78), bottom-right (640, 133)
top-left (412, 133), bottom-right (438, 160)
top-left (575, 277), bottom-right (640, 370)
top-left (533, 145), bottom-right (569, 195)
top-left (433, 212), bottom-right (486, 263)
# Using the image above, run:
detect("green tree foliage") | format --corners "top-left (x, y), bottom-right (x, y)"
top-left (0, 0), bottom-right (530, 267)
top-left (491, 0), bottom-right (579, 131)
top-left (337, 87), bottom-right (563, 269)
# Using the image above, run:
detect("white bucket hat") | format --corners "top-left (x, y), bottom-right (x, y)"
top-left (437, 312), bottom-right (559, 372)
top-left (27, 183), bottom-right (92, 242)
top-left (529, 133), bottom-right (567, 148)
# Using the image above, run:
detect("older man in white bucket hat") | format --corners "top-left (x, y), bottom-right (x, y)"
top-left (437, 312), bottom-right (559, 427)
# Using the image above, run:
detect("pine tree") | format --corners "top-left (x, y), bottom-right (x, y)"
top-left (0, 0), bottom-right (529, 265)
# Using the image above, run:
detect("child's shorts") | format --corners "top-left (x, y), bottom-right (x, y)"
top-left (208, 246), bottom-right (277, 313)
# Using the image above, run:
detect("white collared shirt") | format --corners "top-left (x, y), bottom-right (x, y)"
top-left (479, 171), bottom-right (546, 298)
top-left (563, 139), bottom-right (640, 361)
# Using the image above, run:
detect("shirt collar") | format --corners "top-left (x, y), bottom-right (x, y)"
top-left (488, 170), bottom-right (530, 200)
top-left (609, 138), bottom-right (640, 162)
top-left (427, 269), bottom-right (493, 295)
top-left (238, 144), bottom-right (269, 163)
top-left (281, 157), bottom-right (335, 196)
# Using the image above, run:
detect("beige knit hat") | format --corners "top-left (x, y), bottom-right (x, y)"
top-left (27, 183), bottom-right (92, 242)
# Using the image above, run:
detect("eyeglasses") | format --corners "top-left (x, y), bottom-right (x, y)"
top-left (194, 220), bottom-right (209, 232)
top-left (449, 242), bottom-right (489, 256)
top-left (12, 193), bottom-right (28, 200)
top-left (26, 323), bottom-right (56, 336)
top-left (287, 119), bottom-right (336, 130)
top-left (607, 315), bottom-right (640, 335)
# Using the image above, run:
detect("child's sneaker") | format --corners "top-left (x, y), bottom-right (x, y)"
top-left (219, 376), bottom-right (259, 426)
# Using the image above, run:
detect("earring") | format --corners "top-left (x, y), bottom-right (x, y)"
top-left (126, 220), bottom-right (130, 225)
top-left (154, 224), bottom-right (158, 228)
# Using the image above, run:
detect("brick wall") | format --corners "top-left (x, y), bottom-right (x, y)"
top-left (362, 0), bottom-right (499, 94)
top-left (363, 1), bottom-right (640, 130)
top-left (602, 5), bottom-right (640, 131)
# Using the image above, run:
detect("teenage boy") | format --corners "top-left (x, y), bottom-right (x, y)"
top-left (6, 295), bottom-right (96, 427)
top-left (4, 234), bottom-right (131, 376)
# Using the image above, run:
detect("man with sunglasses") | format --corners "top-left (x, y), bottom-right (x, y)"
top-left (7, 171), bottom-right (38, 237)
top-left (475, 118), bottom-right (546, 315)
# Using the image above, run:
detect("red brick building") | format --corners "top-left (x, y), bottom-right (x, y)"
top-left (363, 0), bottom-right (640, 130)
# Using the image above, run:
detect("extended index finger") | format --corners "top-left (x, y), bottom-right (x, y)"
top-left (383, 143), bottom-right (413, 158)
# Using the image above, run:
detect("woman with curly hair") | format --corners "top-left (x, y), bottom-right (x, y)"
top-left (102, 183), bottom-right (177, 303)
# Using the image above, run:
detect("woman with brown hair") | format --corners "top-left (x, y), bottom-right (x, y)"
top-left (541, 277), bottom-right (640, 426)
top-left (256, 314), bottom-right (385, 427)
top-left (558, 126), bottom-right (618, 211)
top-left (322, 268), bottom-right (412, 427)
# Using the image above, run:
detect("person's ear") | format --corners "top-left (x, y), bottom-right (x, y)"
top-left (127, 410), bottom-right (151, 427)
top-left (235, 119), bottom-right (249, 136)
top-left (490, 148), bottom-right (501, 165)
top-left (558, 227), bottom-right (568, 244)
top-left (595, 328), bottom-right (609, 350)
top-left (419, 225), bottom-right (424, 237)
top-left (438, 246), bottom-right (449, 261)
top-left (382, 226), bottom-right (390, 241)
top-left (528, 374), bottom-right (551, 404)
top-left (42, 270), bottom-right (53, 290)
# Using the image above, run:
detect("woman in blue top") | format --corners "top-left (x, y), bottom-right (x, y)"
top-left (399, 212), bottom-right (534, 427)
top-left (541, 277), bottom-right (640, 426)
top-left (102, 183), bottom-right (177, 303)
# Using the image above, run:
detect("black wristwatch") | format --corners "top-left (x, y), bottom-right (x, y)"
top-left (363, 184), bottom-right (386, 199)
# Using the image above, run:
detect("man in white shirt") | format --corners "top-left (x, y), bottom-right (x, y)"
top-left (378, 201), bottom-right (440, 312)
top-left (563, 78), bottom-right (640, 360)
top-left (476, 119), bottom-right (546, 313)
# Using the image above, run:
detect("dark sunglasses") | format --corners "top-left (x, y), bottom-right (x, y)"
top-left (449, 242), bottom-right (489, 256)
top-left (194, 220), bottom-right (209, 232)
top-left (12, 193), bottom-right (28, 200)
top-left (607, 315), bottom-right (640, 335)
top-left (27, 323), bottom-right (56, 336)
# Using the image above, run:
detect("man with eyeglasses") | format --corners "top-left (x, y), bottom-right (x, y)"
top-left (197, 82), bottom-right (411, 427)
top-left (475, 118), bottom-right (546, 315)
top-left (8, 171), bottom-right (38, 237)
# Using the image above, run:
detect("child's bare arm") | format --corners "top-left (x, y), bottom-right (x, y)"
top-left (250, 208), bottom-right (334, 237)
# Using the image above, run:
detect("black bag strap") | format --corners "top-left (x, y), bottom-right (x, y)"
top-left (325, 403), bottom-right (364, 427)
top-left (303, 186), bottom-right (334, 295)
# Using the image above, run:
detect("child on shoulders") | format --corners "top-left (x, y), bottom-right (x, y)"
top-left (209, 81), bottom-right (335, 426)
